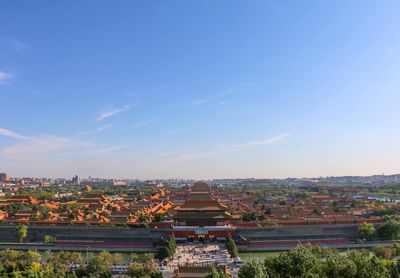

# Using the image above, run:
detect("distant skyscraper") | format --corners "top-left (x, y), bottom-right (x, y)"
top-left (72, 174), bottom-right (80, 185)
top-left (0, 173), bottom-right (11, 182)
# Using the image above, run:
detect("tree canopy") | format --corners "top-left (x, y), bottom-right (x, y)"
top-left (358, 222), bottom-right (376, 240)
top-left (239, 245), bottom-right (393, 278)
top-left (15, 224), bottom-right (27, 243)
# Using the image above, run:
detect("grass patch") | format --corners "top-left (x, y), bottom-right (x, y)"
top-left (238, 251), bottom-right (283, 261)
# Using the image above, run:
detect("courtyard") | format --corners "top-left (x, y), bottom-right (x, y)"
top-left (160, 242), bottom-right (241, 277)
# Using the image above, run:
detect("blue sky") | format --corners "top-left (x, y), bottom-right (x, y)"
top-left (1, 1), bottom-right (400, 179)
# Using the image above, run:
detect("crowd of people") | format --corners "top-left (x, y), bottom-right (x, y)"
top-left (161, 242), bottom-right (241, 277)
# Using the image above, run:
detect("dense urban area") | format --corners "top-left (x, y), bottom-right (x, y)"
top-left (1, 173), bottom-right (400, 277)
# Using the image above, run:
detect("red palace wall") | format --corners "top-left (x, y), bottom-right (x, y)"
top-left (240, 239), bottom-right (349, 247)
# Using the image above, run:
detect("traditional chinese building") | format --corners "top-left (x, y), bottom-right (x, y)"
top-left (174, 182), bottom-right (236, 227)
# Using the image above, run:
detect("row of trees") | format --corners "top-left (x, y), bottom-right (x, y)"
top-left (238, 245), bottom-right (397, 278)
top-left (0, 249), bottom-right (161, 278)
top-left (357, 216), bottom-right (400, 241)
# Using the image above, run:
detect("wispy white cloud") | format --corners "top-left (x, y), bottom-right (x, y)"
top-left (96, 105), bottom-right (132, 121)
top-left (132, 117), bottom-right (157, 129)
top-left (237, 133), bottom-right (290, 148)
top-left (0, 71), bottom-right (13, 85)
top-left (0, 126), bottom-right (135, 163)
top-left (161, 149), bottom-right (216, 161)
top-left (77, 124), bottom-right (112, 136)
top-left (156, 148), bottom-right (195, 159)
top-left (175, 82), bottom-right (254, 109)
top-left (0, 36), bottom-right (30, 53)
top-left (85, 144), bottom-right (132, 156)
top-left (147, 133), bottom-right (290, 163)
top-left (2, 135), bottom-right (91, 156)
top-left (192, 99), bottom-right (208, 107)
top-left (0, 35), bottom-right (31, 54)
top-left (9, 40), bottom-right (30, 52)
top-left (0, 127), bottom-right (92, 157)
top-left (0, 128), bottom-right (31, 140)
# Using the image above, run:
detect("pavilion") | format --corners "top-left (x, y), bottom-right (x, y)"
top-left (174, 182), bottom-right (236, 227)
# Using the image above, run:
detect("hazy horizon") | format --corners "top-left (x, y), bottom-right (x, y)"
top-left (1, 1), bottom-right (400, 179)
top-left (5, 172), bottom-right (400, 182)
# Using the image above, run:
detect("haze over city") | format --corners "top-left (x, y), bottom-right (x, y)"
top-left (1, 1), bottom-right (400, 179)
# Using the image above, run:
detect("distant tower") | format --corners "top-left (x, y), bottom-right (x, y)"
top-left (0, 173), bottom-right (11, 182)
top-left (72, 174), bottom-right (81, 185)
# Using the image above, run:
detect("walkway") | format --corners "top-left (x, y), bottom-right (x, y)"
top-left (160, 242), bottom-right (240, 277)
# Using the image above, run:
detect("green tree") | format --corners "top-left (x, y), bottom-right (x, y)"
top-left (127, 262), bottom-right (146, 277)
top-left (372, 246), bottom-right (397, 259)
top-left (218, 269), bottom-right (229, 278)
top-left (159, 247), bottom-right (170, 259)
top-left (44, 235), bottom-right (54, 245)
top-left (18, 250), bottom-right (42, 271)
top-left (387, 262), bottom-right (400, 278)
top-left (269, 245), bottom-right (323, 278)
top-left (378, 218), bottom-right (400, 240)
top-left (85, 251), bottom-right (113, 278)
top-left (225, 234), bottom-right (238, 258)
top-left (324, 252), bottom-right (357, 278)
top-left (238, 259), bottom-right (267, 278)
top-left (393, 243), bottom-right (400, 256)
top-left (26, 262), bottom-right (42, 278)
top-left (166, 234), bottom-right (176, 258)
top-left (15, 224), bottom-right (27, 243)
top-left (349, 250), bottom-right (389, 278)
top-left (358, 222), bottom-right (376, 240)
top-left (127, 261), bottom-right (161, 278)
top-left (46, 251), bottom-right (83, 277)
top-left (208, 266), bottom-right (220, 278)
top-left (242, 212), bottom-right (257, 221)
top-left (264, 257), bottom-right (279, 278)
top-left (11, 271), bottom-right (23, 278)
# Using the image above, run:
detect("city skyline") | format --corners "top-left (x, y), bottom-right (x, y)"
top-left (1, 1), bottom-right (400, 179)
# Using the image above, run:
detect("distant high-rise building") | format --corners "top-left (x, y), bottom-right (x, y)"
top-left (0, 173), bottom-right (11, 182)
top-left (72, 174), bottom-right (80, 185)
